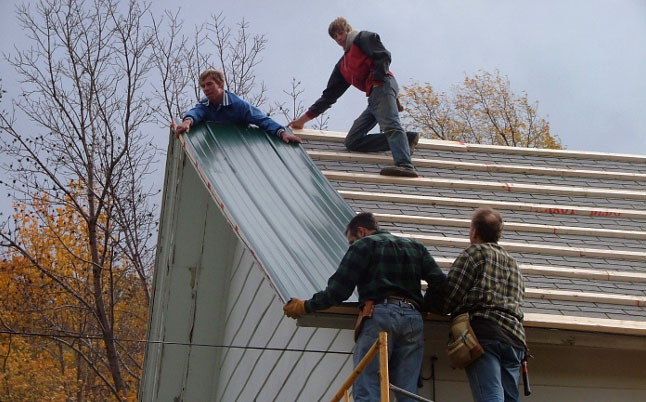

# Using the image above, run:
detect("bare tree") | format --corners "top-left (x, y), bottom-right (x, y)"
top-left (207, 13), bottom-right (269, 107)
top-left (274, 77), bottom-right (329, 131)
top-left (150, 10), bottom-right (275, 124)
top-left (0, 0), bottom-right (158, 399)
top-left (150, 9), bottom-right (194, 124)
top-left (274, 77), bottom-right (306, 122)
top-left (150, 10), bottom-right (213, 124)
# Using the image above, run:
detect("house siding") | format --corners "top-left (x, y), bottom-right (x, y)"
top-left (216, 242), bottom-right (355, 402)
top-left (141, 142), bottom-right (238, 401)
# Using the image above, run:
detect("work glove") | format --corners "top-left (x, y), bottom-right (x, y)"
top-left (283, 298), bottom-right (307, 319)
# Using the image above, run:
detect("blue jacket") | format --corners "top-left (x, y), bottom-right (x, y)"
top-left (184, 91), bottom-right (285, 138)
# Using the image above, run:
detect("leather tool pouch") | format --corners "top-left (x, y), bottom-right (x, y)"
top-left (446, 313), bottom-right (484, 369)
top-left (354, 300), bottom-right (374, 342)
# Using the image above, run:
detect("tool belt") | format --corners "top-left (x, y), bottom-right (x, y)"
top-left (446, 313), bottom-right (484, 369)
top-left (354, 296), bottom-right (421, 342)
top-left (353, 301), bottom-right (374, 342)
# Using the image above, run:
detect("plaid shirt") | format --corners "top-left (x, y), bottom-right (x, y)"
top-left (305, 230), bottom-right (446, 312)
top-left (441, 243), bottom-right (526, 344)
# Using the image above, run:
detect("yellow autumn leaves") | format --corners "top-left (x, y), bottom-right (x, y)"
top-left (401, 70), bottom-right (561, 149)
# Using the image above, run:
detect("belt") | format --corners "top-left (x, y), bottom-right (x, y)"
top-left (379, 296), bottom-right (420, 311)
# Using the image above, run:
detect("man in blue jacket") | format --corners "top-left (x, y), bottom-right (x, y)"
top-left (176, 69), bottom-right (302, 144)
top-left (289, 17), bottom-right (419, 177)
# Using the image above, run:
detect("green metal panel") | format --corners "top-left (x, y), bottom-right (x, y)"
top-left (182, 123), bottom-right (356, 302)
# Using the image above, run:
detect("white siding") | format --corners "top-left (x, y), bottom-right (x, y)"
top-left (216, 242), bottom-right (355, 402)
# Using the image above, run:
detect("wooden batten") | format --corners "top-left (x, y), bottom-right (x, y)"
top-left (525, 288), bottom-right (646, 307)
top-left (340, 190), bottom-right (646, 220)
top-left (421, 274), bottom-right (646, 307)
top-left (324, 171), bottom-right (646, 200)
top-left (395, 232), bottom-right (646, 262)
top-left (309, 150), bottom-right (646, 182)
top-left (524, 313), bottom-right (646, 336)
top-left (295, 129), bottom-right (646, 163)
top-left (429, 258), bottom-right (646, 283)
top-left (374, 213), bottom-right (646, 240)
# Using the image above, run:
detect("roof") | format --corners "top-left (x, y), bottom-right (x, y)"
top-left (179, 123), bottom-right (356, 302)
top-left (179, 123), bottom-right (646, 337)
top-left (296, 129), bottom-right (646, 336)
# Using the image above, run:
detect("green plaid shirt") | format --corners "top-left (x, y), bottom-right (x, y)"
top-left (441, 243), bottom-right (526, 344)
top-left (305, 230), bottom-right (446, 312)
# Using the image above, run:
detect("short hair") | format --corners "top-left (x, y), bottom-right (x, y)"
top-left (199, 69), bottom-right (225, 86)
top-left (346, 212), bottom-right (379, 236)
top-left (471, 207), bottom-right (504, 243)
top-left (328, 17), bottom-right (352, 38)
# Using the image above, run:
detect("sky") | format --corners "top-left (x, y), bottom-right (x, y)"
top-left (0, 0), bottom-right (645, 215)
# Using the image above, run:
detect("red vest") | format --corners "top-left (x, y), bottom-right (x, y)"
top-left (340, 44), bottom-right (392, 96)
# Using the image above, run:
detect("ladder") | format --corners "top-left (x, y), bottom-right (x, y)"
top-left (331, 332), bottom-right (433, 402)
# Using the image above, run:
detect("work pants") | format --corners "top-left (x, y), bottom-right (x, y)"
top-left (344, 76), bottom-right (415, 168)
top-left (353, 302), bottom-right (424, 402)
top-left (465, 338), bottom-right (524, 402)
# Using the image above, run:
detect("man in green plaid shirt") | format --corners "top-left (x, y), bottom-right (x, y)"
top-left (427, 207), bottom-right (526, 402)
top-left (283, 212), bottom-right (446, 402)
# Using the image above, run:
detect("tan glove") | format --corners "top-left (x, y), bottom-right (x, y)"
top-left (283, 298), bottom-right (307, 319)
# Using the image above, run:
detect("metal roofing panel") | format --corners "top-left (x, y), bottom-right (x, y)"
top-left (181, 123), bottom-right (356, 302)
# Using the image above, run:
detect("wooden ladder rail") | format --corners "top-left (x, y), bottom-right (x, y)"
top-left (331, 332), bottom-right (433, 402)
top-left (331, 331), bottom-right (390, 402)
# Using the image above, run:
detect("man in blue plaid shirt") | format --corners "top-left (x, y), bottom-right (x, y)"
top-left (283, 212), bottom-right (446, 402)
top-left (427, 207), bottom-right (526, 402)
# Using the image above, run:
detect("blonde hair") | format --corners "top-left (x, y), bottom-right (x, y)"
top-left (328, 17), bottom-right (352, 38)
top-left (199, 69), bottom-right (225, 85)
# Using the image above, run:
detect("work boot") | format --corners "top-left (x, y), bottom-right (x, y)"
top-left (380, 165), bottom-right (419, 178)
top-left (407, 132), bottom-right (420, 155)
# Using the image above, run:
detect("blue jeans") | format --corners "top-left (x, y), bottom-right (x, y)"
top-left (353, 302), bottom-right (424, 402)
top-left (465, 339), bottom-right (524, 402)
top-left (344, 76), bottom-right (414, 168)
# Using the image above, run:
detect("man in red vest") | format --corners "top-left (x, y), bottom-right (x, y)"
top-left (289, 17), bottom-right (419, 177)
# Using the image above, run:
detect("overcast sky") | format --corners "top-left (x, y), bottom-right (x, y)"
top-left (1, 0), bottom-right (645, 215)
